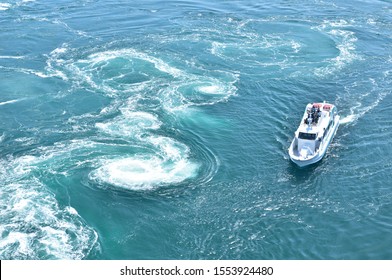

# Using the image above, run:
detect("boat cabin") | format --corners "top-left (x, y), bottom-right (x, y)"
top-left (293, 102), bottom-right (337, 158)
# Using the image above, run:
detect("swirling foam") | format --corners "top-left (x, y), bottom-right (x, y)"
top-left (92, 109), bottom-right (200, 190)
top-left (161, 77), bottom-right (237, 111)
top-left (61, 48), bottom-right (185, 96)
top-left (96, 111), bottom-right (162, 139)
top-left (0, 156), bottom-right (98, 259)
top-left (48, 46), bottom-right (237, 109)
top-left (313, 20), bottom-right (360, 76)
top-left (86, 49), bottom-right (183, 78)
top-left (44, 45), bottom-right (235, 190)
top-left (207, 18), bottom-right (360, 77)
top-left (90, 136), bottom-right (200, 191)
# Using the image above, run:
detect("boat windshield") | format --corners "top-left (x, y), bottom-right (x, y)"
top-left (298, 132), bottom-right (317, 140)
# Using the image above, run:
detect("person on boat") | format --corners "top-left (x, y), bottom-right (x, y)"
top-left (304, 112), bottom-right (313, 124)
top-left (310, 105), bottom-right (321, 124)
top-left (315, 107), bottom-right (321, 123)
top-left (310, 106), bottom-right (316, 123)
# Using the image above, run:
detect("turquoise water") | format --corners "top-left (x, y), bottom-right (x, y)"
top-left (1, 0), bottom-right (392, 259)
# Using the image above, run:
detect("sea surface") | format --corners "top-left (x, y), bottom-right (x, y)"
top-left (1, 0), bottom-right (392, 260)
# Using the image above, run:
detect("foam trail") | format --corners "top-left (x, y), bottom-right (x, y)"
top-left (314, 20), bottom-right (360, 76)
top-left (0, 3), bottom-right (11, 11)
top-left (0, 55), bottom-right (25, 59)
top-left (86, 48), bottom-right (184, 78)
top-left (339, 115), bottom-right (356, 124)
top-left (0, 65), bottom-right (57, 79)
top-left (339, 89), bottom-right (388, 126)
top-left (0, 99), bottom-right (20, 106)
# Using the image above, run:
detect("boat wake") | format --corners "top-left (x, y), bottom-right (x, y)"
top-left (0, 99), bottom-right (20, 106)
top-left (339, 114), bottom-right (356, 124)
top-left (337, 71), bottom-right (391, 126)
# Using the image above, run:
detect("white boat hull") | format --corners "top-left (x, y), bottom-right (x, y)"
top-left (289, 115), bottom-right (340, 167)
top-left (289, 150), bottom-right (324, 167)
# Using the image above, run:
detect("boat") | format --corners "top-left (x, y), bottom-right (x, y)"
top-left (288, 101), bottom-right (340, 167)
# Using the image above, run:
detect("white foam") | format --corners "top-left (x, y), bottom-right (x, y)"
top-left (0, 232), bottom-right (33, 257)
top-left (15, 113), bottom-right (200, 192)
top-left (320, 19), bottom-right (352, 28)
top-left (52, 19), bottom-right (88, 37)
top-left (37, 45), bottom-right (236, 194)
top-left (290, 40), bottom-right (301, 53)
top-left (209, 25), bottom-right (303, 73)
top-left (0, 3), bottom-right (11, 10)
top-left (2, 66), bottom-right (59, 79)
top-left (330, 29), bottom-right (357, 63)
top-left (0, 99), bottom-right (20, 106)
top-left (0, 146), bottom-right (99, 259)
top-left (366, 18), bottom-right (376, 25)
top-left (96, 111), bottom-right (161, 138)
top-left (87, 49), bottom-right (183, 78)
top-left (61, 48), bottom-right (179, 96)
top-left (314, 20), bottom-right (360, 76)
top-left (148, 136), bottom-right (186, 159)
top-left (198, 84), bottom-right (224, 95)
top-left (66, 206), bottom-right (78, 215)
top-left (210, 41), bottom-right (226, 56)
top-left (14, 137), bottom-right (37, 147)
top-left (90, 154), bottom-right (199, 191)
top-left (339, 114), bottom-right (356, 124)
top-left (161, 74), bottom-right (238, 112)
top-left (0, 179), bottom-right (98, 259)
top-left (0, 55), bottom-right (25, 59)
top-left (50, 46), bottom-right (68, 56)
top-left (90, 135), bottom-right (200, 190)
top-left (48, 45), bottom-right (238, 113)
top-left (338, 76), bottom-right (389, 126)
top-left (44, 45), bottom-right (69, 81)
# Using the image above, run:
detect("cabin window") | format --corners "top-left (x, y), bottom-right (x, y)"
top-left (298, 132), bottom-right (317, 140)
